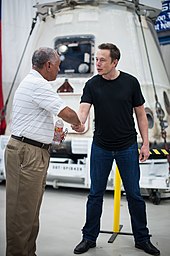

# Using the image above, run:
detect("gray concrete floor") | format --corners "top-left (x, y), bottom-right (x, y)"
top-left (0, 182), bottom-right (170, 256)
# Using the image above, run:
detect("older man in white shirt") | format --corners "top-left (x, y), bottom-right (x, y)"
top-left (5, 47), bottom-right (82, 256)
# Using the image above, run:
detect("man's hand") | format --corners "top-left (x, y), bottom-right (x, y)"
top-left (71, 123), bottom-right (85, 133)
top-left (139, 144), bottom-right (150, 162)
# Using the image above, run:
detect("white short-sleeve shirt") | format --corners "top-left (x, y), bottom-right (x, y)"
top-left (11, 69), bottom-right (67, 144)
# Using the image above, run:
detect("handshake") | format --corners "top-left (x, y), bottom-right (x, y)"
top-left (71, 123), bottom-right (85, 133)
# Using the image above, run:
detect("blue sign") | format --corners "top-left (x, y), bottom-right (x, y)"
top-left (155, 0), bottom-right (170, 32)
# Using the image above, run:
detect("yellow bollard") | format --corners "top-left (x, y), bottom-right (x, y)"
top-left (113, 165), bottom-right (122, 232)
top-left (100, 164), bottom-right (132, 243)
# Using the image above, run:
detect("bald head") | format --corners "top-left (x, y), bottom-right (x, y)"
top-left (32, 47), bottom-right (61, 81)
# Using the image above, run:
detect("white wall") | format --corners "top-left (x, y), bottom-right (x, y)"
top-left (141, 0), bottom-right (162, 9)
top-left (2, 0), bottom-right (36, 128)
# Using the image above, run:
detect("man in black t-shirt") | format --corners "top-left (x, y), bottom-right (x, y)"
top-left (72, 43), bottom-right (160, 256)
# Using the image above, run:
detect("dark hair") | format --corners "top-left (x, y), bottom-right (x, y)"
top-left (32, 47), bottom-right (58, 69)
top-left (98, 43), bottom-right (121, 62)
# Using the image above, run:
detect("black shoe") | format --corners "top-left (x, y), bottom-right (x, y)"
top-left (135, 241), bottom-right (160, 255)
top-left (74, 239), bottom-right (96, 254)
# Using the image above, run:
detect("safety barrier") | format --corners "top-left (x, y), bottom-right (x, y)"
top-left (141, 149), bottom-right (170, 155)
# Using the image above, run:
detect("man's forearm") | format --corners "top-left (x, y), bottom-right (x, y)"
top-left (138, 116), bottom-right (149, 146)
top-left (58, 107), bottom-right (81, 126)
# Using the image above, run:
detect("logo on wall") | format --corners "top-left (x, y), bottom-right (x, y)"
top-left (155, 0), bottom-right (170, 32)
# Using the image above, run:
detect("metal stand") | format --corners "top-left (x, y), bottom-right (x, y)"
top-left (100, 166), bottom-right (133, 243)
top-left (100, 225), bottom-right (133, 243)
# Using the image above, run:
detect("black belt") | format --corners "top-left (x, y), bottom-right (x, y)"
top-left (11, 135), bottom-right (51, 150)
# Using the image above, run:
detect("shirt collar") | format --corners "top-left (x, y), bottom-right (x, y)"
top-left (29, 69), bottom-right (44, 79)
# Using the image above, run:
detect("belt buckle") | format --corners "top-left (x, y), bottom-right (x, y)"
top-left (41, 143), bottom-right (45, 148)
top-left (21, 137), bottom-right (25, 142)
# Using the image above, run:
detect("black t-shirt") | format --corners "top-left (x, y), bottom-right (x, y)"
top-left (81, 71), bottom-right (145, 151)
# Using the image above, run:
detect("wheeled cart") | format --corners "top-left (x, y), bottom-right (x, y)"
top-left (139, 159), bottom-right (170, 204)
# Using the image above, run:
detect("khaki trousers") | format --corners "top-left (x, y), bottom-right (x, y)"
top-left (5, 138), bottom-right (50, 256)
